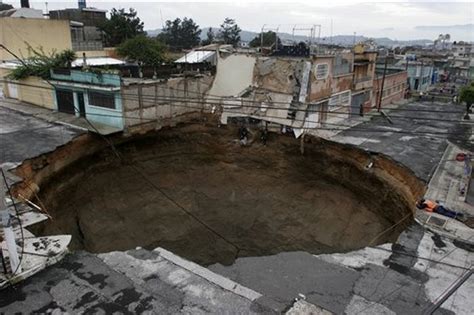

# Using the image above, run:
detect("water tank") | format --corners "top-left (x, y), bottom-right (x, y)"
top-left (78, 0), bottom-right (86, 10)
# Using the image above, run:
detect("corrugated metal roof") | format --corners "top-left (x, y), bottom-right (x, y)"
top-left (175, 50), bottom-right (215, 64)
top-left (72, 57), bottom-right (125, 68)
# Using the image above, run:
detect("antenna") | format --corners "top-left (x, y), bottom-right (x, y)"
top-left (330, 18), bottom-right (333, 44)
top-left (160, 9), bottom-right (164, 29)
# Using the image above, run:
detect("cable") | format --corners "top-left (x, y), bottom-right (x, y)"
top-left (1, 79), bottom-right (472, 120)
top-left (368, 212), bottom-right (414, 246)
top-left (1, 101), bottom-right (470, 144)
top-left (1, 92), bottom-right (470, 140)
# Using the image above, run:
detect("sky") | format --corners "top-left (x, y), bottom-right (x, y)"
top-left (4, 0), bottom-right (474, 41)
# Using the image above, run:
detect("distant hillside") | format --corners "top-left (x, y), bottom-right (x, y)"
top-left (147, 27), bottom-right (433, 47)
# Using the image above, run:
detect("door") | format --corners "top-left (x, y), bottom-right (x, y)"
top-left (77, 92), bottom-right (86, 117)
top-left (7, 82), bottom-right (18, 99)
top-left (56, 90), bottom-right (75, 114)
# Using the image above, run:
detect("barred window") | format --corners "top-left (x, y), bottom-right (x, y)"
top-left (328, 91), bottom-right (351, 108)
top-left (88, 91), bottom-right (116, 109)
top-left (315, 63), bottom-right (329, 80)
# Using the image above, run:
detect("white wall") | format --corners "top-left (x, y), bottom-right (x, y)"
top-left (208, 53), bottom-right (256, 97)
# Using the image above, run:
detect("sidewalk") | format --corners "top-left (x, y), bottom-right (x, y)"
top-left (0, 98), bottom-right (122, 135)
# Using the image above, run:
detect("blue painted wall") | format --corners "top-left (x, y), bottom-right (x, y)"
top-left (51, 69), bottom-right (123, 129)
top-left (51, 70), bottom-right (121, 86)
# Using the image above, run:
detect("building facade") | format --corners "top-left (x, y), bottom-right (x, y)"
top-left (49, 8), bottom-right (107, 52)
top-left (352, 44), bottom-right (377, 114)
top-left (373, 69), bottom-right (407, 108)
top-left (50, 69), bottom-right (124, 129)
top-left (405, 62), bottom-right (434, 92)
top-left (0, 17), bottom-right (72, 62)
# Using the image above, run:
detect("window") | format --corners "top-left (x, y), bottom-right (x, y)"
top-left (88, 91), bottom-right (116, 109)
top-left (329, 91), bottom-right (351, 108)
top-left (314, 63), bottom-right (329, 80)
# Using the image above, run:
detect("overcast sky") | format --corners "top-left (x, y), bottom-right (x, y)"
top-left (6, 0), bottom-right (474, 41)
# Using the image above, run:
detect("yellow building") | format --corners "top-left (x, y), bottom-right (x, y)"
top-left (0, 17), bottom-right (73, 108)
top-left (0, 17), bottom-right (72, 61)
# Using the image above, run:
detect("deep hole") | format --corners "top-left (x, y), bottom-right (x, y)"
top-left (32, 124), bottom-right (415, 266)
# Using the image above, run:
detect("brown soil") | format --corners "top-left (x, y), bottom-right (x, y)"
top-left (33, 124), bottom-right (416, 266)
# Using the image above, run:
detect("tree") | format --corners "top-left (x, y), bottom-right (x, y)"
top-left (0, 3), bottom-right (14, 11)
top-left (249, 31), bottom-right (281, 48)
top-left (116, 35), bottom-right (165, 67)
top-left (8, 48), bottom-right (76, 80)
top-left (99, 8), bottom-right (145, 47)
top-left (218, 18), bottom-right (241, 47)
top-left (201, 27), bottom-right (215, 46)
top-left (159, 17), bottom-right (201, 50)
top-left (459, 82), bottom-right (474, 119)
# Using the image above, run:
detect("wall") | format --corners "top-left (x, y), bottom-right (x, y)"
top-left (76, 49), bottom-right (116, 58)
top-left (208, 53), bottom-right (256, 97)
top-left (53, 83), bottom-right (124, 129)
top-left (51, 70), bottom-right (123, 128)
top-left (17, 76), bottom-right (55, 109)
top-left (51, 70), bottom-right (121, 86)
top-left (373, 70), bottom-right (407, 108)
top-left (308, 56), bottom-right (333, 100)
top-left (0, 18), bottom-right (72, 62)
top-left (84, 91), bottom-right (123, 128)
top-left (407, 64), bottom-right (433, 92)
top-left (0, 66), bottom-right (55, 108)
top-left (121, 75), bottom-right (214, 132)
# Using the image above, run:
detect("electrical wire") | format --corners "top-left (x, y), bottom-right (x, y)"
top-left (1, 79), bottom-right (472, 119)
top-left (1, 95), bottom-right (471, 141)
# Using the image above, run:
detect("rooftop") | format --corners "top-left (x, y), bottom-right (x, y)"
top-left (0, 97), bottom-right (472, 314)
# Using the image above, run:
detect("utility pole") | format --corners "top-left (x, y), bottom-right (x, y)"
top-left (377, 55), bottom-right (389, 112)
top-left (0, 170), bottom-right (21, 275)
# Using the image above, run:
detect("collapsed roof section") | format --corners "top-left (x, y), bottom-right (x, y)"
top-left (204, 50), bottom-right (355, 136)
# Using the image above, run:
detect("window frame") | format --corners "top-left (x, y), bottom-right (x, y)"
top-left (88, 91), bottom-right (116, 110)
top-left (314, 63), bottom-right (329, 80)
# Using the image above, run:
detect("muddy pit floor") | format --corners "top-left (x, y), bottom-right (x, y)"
top-left (35, 125), bottom-right (412, 266)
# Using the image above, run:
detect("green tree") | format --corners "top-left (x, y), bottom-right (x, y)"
top-left (0, 3), bottom-right (14, 11)
top-left (99, 8), bottom-right (145, 47)
top-left (159, 17), bottom-right (201, 50)
top-left (218, 18), bottom-right (241, 47)
top-left (459, 82), bottom-right (474, 119)
top-left (249, 31), bottom-right (281, 48)
top-left (8, 48), bottom-right (76, 80)
top-left (116, 35), bottom-right (165, 67)
top-left (201, 27), bottom-right (215, 46)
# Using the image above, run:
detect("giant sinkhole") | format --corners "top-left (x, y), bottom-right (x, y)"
top-left (25, 123), bottom-right (423, 266)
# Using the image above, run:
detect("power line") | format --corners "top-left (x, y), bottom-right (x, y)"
top-left (0, 44), bottom-right (250, 260)
top-left (1, 79), bottom-right (471, 120)
top-left (1, 96), bottom-right (470, 141)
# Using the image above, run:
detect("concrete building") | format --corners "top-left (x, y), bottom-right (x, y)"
top-left (352, 43), bottom-right (377, 114)
top-left (205, 49), bottom-right (356, 137)
top-left (373, 68), bottom-right (407, 108)
top-left (49, 69), bottom-right (124, 129)
top-left (0, 7), bottom-right (43, 18)
top-left (403, 61), bottom-right (434, 92)
top-left (452, 41), bottom-right (473, 58)
top-left (49, 6), bottom-right (107, 52)
top-left (0, 17), bottom-right (72, 62)
top-left (448, 57), bottom-right (472, 84)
